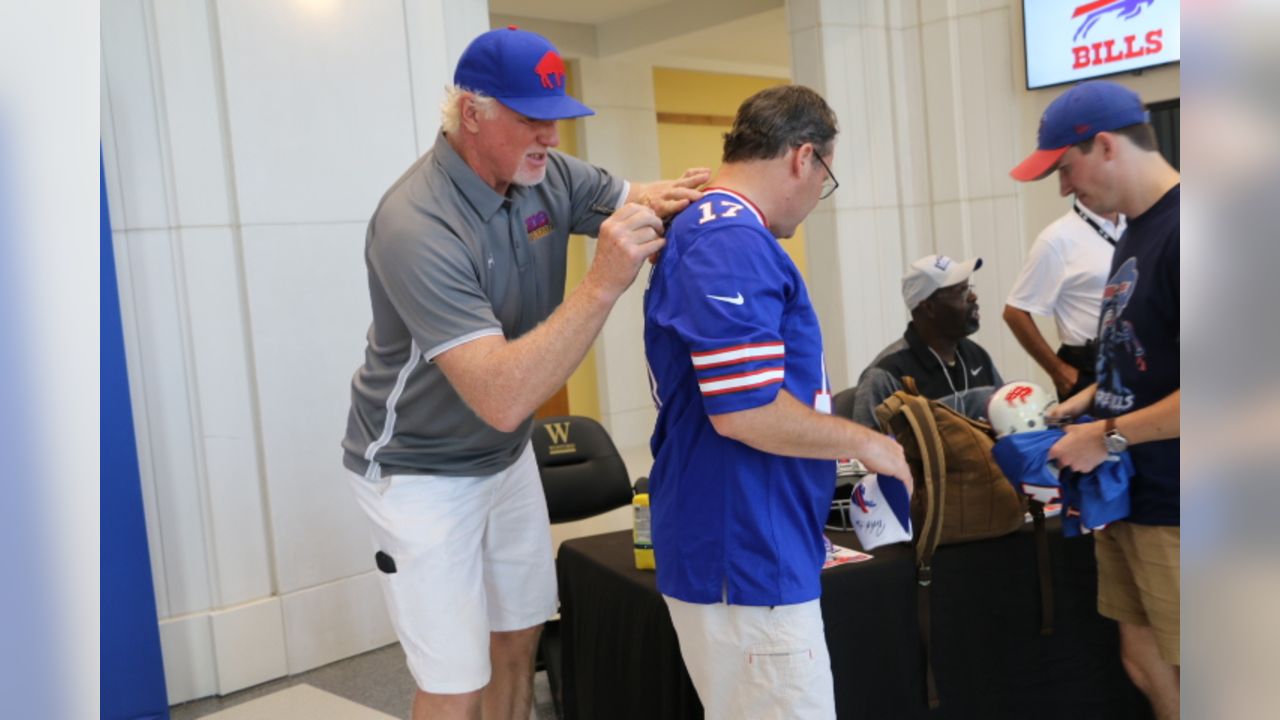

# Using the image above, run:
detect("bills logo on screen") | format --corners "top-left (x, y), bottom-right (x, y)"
top-left (1070, 0), bottom-right (1164, 69)
top-left (1073, 0), bottom-right (1153, 41)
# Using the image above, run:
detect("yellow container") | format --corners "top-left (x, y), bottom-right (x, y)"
top-left (633, 493), bottom-right (655, 570)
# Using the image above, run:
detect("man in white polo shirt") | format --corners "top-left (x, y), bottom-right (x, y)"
top-left (1003, 198), bottom-right (1124, 400)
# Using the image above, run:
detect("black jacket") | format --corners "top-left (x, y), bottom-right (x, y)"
top-left (850, 323), bottom-right (1003, 428)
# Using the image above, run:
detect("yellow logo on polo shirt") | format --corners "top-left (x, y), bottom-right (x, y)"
top-left (525, 210), bottom-right (553, 242)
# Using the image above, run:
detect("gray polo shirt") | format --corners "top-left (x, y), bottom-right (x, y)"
top-left (343, 132), bottom-right (626, 478)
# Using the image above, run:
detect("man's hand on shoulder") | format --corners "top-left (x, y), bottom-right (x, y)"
top-left (585, 203), bottom-right (666, 303)
top-left (631, 167), bottom-right (711, 219)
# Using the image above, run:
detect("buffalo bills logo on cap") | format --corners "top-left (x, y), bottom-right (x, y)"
top-left (849, 475), bottom-right (913, 551)
top-left (852, 484), bottom-right (877, 513)
top-left (535, 51), bottom-right (565, 90)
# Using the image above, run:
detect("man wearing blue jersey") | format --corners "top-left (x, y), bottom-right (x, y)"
top-left (644, 85), bottom-right (913, 719)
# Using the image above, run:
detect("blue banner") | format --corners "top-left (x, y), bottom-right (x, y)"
top-left (101, 154), bottom-right (170, 720)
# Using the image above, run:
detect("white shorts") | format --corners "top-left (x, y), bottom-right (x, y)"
top-left (664, 596), bottom-right (836, 720)
top-left (347, 444), bottom-right (557, 694)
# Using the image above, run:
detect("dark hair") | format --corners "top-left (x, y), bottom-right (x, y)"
top-left (722, 85), bottom-right (838, 163)
top-left (1077, 123), bottom-right (1158, 154)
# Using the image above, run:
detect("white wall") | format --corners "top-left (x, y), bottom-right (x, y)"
top-left (102, 0), bottom-right (488, 703)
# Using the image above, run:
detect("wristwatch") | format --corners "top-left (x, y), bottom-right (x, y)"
top-left (1103, 416), bottom-right (1128, 454)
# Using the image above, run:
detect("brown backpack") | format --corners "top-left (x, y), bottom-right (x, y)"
top-left (873, 377), bottom-right (1043, 709)
top-left (873, 377), bottom-right (1026, 549)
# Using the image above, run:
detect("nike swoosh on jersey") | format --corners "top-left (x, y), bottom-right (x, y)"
top-left (970, 366), bottom-right (983, 376)
top-left (706, 292), bottom-right (745, 305)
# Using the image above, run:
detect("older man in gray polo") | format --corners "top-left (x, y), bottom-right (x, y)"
top-left (341, 27), bottom-right (708, 720)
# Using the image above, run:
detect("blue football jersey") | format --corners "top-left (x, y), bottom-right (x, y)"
top-left (991, 425), bottom-right (1133, 536)
top-left (644, 189), bottom-right (835, 606)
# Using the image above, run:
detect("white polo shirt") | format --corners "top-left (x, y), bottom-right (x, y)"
top-left (1006, 202), bottom-right (1125, 346)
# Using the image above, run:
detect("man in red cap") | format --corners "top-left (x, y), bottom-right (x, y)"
top-left (1011, 80), bottom-right (1180, 720)
top-left (342, 26), bottom-right (708, 720)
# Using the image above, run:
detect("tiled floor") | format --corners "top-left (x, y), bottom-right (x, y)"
top-left (168, 643), bottom-right (556, 720)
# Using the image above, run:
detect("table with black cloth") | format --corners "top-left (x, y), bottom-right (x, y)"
top-left (556, 520), bottom-right (1151, 720)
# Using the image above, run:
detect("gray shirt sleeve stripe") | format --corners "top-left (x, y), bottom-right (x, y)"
top-left (364, 339), bottom-right (424, 466)
top-left (423, 327), bottom-right (505, 363)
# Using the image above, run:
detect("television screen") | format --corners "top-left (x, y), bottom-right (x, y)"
top-left (1023, 0), bottom-right (1180, 90)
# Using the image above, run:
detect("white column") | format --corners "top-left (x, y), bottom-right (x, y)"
top-left (574, 58), bottom-right (665, 452)
top-left (787, 0), bottom-right (1032, 389)
top-left (101, 0), bottom-right (490, 702)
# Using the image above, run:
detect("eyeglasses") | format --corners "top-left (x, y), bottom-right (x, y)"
top-left (814, 153), bottom-right (839, 200)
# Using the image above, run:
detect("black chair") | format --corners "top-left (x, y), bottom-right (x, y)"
top-left (530, 415), bottom-right (636, 718)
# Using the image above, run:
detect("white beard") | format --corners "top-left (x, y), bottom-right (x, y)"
top-left (513, 164), bottom-right (547, 187)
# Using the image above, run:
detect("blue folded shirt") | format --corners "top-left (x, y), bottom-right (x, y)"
top-left (991, 419), bottom-right (1133, 537)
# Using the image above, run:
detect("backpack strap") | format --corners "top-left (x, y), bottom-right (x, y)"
top-left (896, 391), bottom-right (947, 709)
top-left (1028, 500), bottom-right (1055, 635)
top-left (901, 375), bottom-right (921, 396)
top-left (872, 393), bottom-right (905, 433)
top-left (871, 376), bottom-right (921, 432)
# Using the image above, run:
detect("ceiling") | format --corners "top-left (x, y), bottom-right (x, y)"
top-left (488, 0), bottom-right (792, 77)
top-left (488, 0), bottom-right (673, 26)
top-left (632, 8), bottom-right (790, 74)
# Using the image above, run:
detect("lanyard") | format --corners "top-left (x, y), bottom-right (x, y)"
top-left (1073, 201), bottom-right (1117, 247)
top-left (926, 346), bottom-right (968, 412)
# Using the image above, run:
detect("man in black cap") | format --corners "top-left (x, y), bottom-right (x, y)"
top-left (1012, 80), bottom-right (1181, 720)
top-left (342, 27), bottom-right (708, 720)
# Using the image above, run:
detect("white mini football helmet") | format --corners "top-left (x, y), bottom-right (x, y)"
top-left (987, 381), bottom-right (1057, 438)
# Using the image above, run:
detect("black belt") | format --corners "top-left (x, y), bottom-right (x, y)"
top-left (1057, 342), bottom-right (1096, 372)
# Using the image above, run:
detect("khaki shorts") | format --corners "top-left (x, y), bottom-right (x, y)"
top-left (664, 596), bottom-right (835, 720)
top-left (1095, 521), bottom-right (1180, 665)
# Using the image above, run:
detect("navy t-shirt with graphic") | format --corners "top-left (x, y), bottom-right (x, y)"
top-left (1093, 185), bottom-right (1179, 526)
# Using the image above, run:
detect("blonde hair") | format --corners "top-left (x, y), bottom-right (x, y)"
top-left (440, 85), bottom-right (498, 134)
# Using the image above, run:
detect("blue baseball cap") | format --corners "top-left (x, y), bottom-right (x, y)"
top-left (1010, 81), bottom-right (1150, 182)
top-left (849, 474), bottom-right (913, 551)
top-left (453, 26), bottom-right (594, 121)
